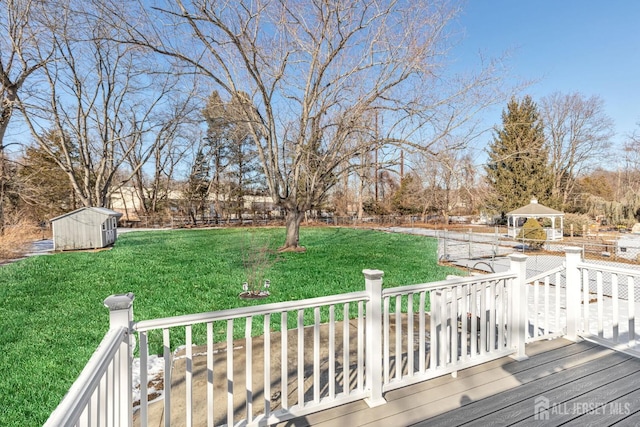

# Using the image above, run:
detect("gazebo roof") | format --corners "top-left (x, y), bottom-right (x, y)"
top-left (507, 199), bottom-right (564, 217)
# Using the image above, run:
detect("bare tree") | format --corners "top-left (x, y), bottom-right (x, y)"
top-left (540, 92), bottom-right (614, 210)
top-left (0, 0), bottom-right (54, 232)
top-left (117, 0), bottom-right (512, 250)
top-left (126, 96), bottom-right (197, 219)
top-left (20, 1), bottom-right (185, 209)
top-left (413, 148), bottom-right (478, 223)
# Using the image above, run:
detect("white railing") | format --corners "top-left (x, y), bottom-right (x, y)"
top-left (44, 294), bottom-right (133, 427)
top-left (133, 288), bottom-right (372, 427)
top-left (568, 251), bottom-right (640, 355)
top-left (380, 271), bottom-right (518, 393)
top-left (525, 264), bottom-right (567, 343)
top-left (49, 252), bottom-right (595, 427)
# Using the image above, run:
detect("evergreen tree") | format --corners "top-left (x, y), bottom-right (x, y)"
top-left (203, 91), bottom-right (231, 220)
top-left (18, 144), bottom-right (77, 221)
top-left (184, 149), bottom-right (211, 223)
top-left (485, 96), bottom-right (554, 216)
top-left (391, 174), bottom-right (422, 215)
top-left (202, 91), bottom-right (265, 220)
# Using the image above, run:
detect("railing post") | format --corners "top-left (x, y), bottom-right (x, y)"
top-left (564, 247), bottom-right (583, 341)
top-left (363, 269), bottom-right (386, 407)
top-left (104, 292), bottom-right (135, 427)
top-left (509, 254), bottom-right (529, 360)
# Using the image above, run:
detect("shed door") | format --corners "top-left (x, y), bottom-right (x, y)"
top-left (102, 221), bottom-right (115, 245)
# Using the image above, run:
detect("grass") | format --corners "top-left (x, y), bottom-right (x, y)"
top-left (0, 226), bottom-right (460, 426)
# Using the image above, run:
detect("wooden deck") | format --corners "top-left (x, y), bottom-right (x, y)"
top-left (280, 339), bottom-right (640, 426)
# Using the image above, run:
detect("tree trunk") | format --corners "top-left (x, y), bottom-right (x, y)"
top-left (281, 207), bottom-right (304, 251)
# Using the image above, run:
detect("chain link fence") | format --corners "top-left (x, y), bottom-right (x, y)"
top-left (435, 227), bottom-right (640, 277)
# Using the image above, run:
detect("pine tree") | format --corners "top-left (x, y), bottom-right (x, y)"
top-left (485, 96), bottom-right (554, 216)
top-left (202, 91), bottom-right (265, 221)
top-left (184, 149), bottom-right (211, 224)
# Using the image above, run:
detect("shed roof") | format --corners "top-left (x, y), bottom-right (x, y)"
top-left (50, 207), bottom-right (124, 222)
top-left (506, 199), bottom-right (564, 217)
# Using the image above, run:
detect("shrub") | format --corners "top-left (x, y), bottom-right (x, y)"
top-left (516, 218), bottom-right (546, 248)
top-left (0, 219), bottom-right (43, 261)
top-left (563, 213), bottom-right (594, 237)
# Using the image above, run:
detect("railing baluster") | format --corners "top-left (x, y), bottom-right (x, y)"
top-left (297, 309), bottom-right (304, 407)
top-left (115, 351), bottom-right (121, 427)
top-left (498, 281), bottom-right (504, 347)
top-left (544, 277), bottom-right (550, 337)
top-left (612, 275), bottom-right (619, 342)
top-left (383, 296), bottom-right (390, 384)
top-left (460, 285), bottom-right (468, 361)
top-left (226, 320), bottom-right (234, 426)
top-left (439, 288), bottom-right (448, 366)
top-left (395, 296), bottom-right (402, 380)
top-left (264, 314), bottom-right (271, 417)
top-left (533, 280), bottom-right (540, 339)
top-left (407, 293), bottom-right (414, 377)
top-left (524, 278), bottom-right (530, 341)
top-left (99, 374), bottom-right (106, 426)
top-left (206, 322), bottom-right (214, 427)
top-left (583, 269), bottom-right (590, 334)
top-left (470, 283), bottom-right (477, 356)
top-left (479, 282), bottom-right (487, 355)
top-left (186, 325), bottom-right (193, 427)
top-left (140, 331), bottom-right (148, 427)
top-left (107, 355), bottom-right (114, 427)
top-left (450, 286), bottom-right (458, 363)
top-left (503, 280), bottom-right (509, 347)
top-left (314, 307), bottom-right (320, 403)
top-left (555, 272), bottom-right (561, 336)
top-left (597, 271), bottom-right (604, 338)
top-left (429, 290), bottom-right (437, 369)
top-left (489, 281), bottom-right (496, 352)
top-left (343, 303), bottom-right (349, 395)
top-left (246, 316), bottom-right (253, 422)
top-left (329, 305), bottom-right (336, 399)
top-left (419, 291), bottom-right (426, 372)
top-left (163, 328), bottom-right (171, 427)
top-left (629, 276), bottom-right (635, 347)
top-left (281, 311), bottom-right (288, 409)
top-left (89, 380), bottom-right (98, 427)
top-left (357, 301), bottom-right (364, 391)
top-left (80, 404), bottom-right (88, 427)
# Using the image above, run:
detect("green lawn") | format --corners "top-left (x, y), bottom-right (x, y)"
top-left (0, 226), bottom-right (460, 426)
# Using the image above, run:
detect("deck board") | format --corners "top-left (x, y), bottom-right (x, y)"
top-left (280, 339), bottom-right (640, 427)
top-left (422, 351), bottom-right (634, 426)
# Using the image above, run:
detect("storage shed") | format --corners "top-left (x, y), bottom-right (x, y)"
top-left (51, 207), bottom-right (123, 251)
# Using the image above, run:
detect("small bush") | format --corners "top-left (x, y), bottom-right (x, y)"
top-left (516, 218), bottom-right (546, 248)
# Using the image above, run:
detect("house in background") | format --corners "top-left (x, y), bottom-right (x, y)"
top-left (50, 207), bottom-right (123, 251)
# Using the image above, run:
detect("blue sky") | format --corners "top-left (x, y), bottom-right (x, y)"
top-left (454, 1), bottom-right (640, 163)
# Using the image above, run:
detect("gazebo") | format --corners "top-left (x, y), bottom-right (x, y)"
top-left (506, 198), bottom-right (564, 241)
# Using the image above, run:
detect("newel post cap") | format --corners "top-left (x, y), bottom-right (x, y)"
top-left (104, 292), bottom-right (135, 310)
top-left (565, 246), bottom-right (583, 254)
top-left (362, 269), bottom-right (384, 280)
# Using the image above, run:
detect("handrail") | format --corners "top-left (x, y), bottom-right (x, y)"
top-left (526, 264), bottom-right (565, 284)
top-left (577, 261), bottom-right (640, 277)
top-left (134, 290), bottom-right (369, 332)
top-left (382, 271), bottom-right (516, 297)
top-left (43, 326), bottom-right (128, 427)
